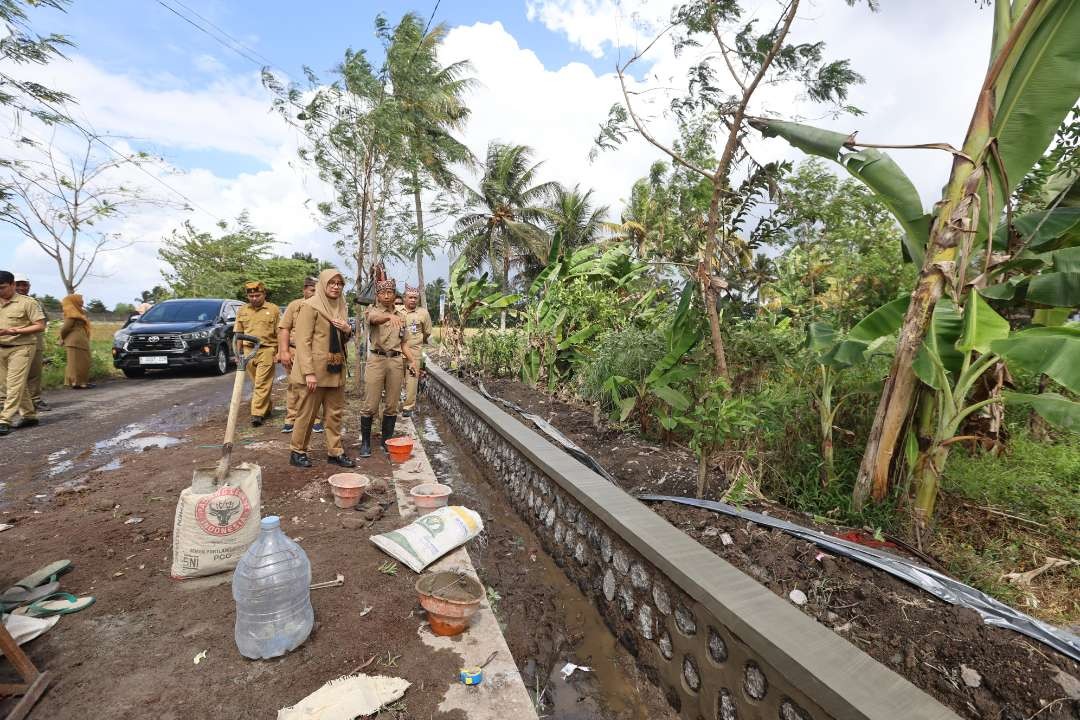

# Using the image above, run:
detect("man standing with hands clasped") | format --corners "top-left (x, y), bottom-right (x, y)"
top-left (0, 271), bottom-right (46, 436)
top-left (398, 285), bottom-right (431, 418)
top-left (359, 279), bottom-right (417, 458)
top-left (234, 281), bottom-right (280, 427)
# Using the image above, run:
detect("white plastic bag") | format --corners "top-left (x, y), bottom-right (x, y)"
top-left (171, 463), bottom-right (262, 579)
top-left (370, 506), bottom-right (483, 573)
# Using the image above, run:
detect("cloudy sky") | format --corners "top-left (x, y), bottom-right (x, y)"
top-left (0, 0), bottom-right (992, 307)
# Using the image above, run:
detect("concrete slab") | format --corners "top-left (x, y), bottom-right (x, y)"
top-left (387, 416), bottom-right (538, 720)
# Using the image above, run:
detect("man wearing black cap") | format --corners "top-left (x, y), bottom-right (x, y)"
top-left (277, 276), bottom-right (322, 434)
top-left (0, 271), bottom-right (46, 435)
top-left (234, 280), bottom-right (280, 426)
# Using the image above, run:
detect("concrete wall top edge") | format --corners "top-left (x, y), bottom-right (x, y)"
top-left (428, 364), bottom-right (960, 720)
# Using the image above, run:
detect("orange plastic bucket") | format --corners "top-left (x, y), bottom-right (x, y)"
top-left (386, 436), bottom-right (414, 462)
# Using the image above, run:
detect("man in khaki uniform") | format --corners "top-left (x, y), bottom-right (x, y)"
top-left (14, 274), bottom-right (48, 411)
top-left (0, 271), bottom-right (46, 435)
top-left (398, 284), bottom-right (431, 417)
top-left (359, 279), bottom-right (417, 457)
top-left (277, 276), bottom-right (321, 434)
top-left (234, 281), bottom-right (280, 427)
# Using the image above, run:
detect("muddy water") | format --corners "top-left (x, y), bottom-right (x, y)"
top-left (421, 413), bottom-right (677, 720)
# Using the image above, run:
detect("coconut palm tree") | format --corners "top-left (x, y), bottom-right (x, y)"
top-left (452, 142), bottom-right (558, 322)
top-left (384, 12), bottom-right (475, 306)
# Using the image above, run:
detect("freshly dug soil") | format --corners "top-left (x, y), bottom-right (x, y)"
top-left (0, 385), bottom-right (464, 720)
top-left (422, 411), bottom-right (678, 720)
top-left (473, 375), bottom-right (1080, 720)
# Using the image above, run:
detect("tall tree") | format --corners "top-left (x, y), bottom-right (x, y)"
top-left (1, 135), bottom-right (175, 293)
top-left (594, 0), bottom-right (866, 377)
top-left (452, 142), bottom-right (558, 326)
top-left (383, 12), bottom-right (475, 307)
top-left (0, 0), bottom-right (74, 126)
top-left (158, 214), bottom-right (275, 299)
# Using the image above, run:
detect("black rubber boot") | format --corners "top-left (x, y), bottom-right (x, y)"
top-left (359, 416), bottom-right (373, 458)
top-left (328, 454), bottom-right (356, 468)
top-left (380, 415), bottom-right (397, 454)
top-left (289, 451), bottom-right (312, 468)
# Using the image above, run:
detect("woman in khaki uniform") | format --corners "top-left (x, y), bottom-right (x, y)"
top-left (59, 294), bottom-right (93, 389)
top-left (288, 268), bottom-right (355, 469)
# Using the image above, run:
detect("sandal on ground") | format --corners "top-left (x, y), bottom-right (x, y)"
top-left (0, 580), bottom-right (60, 611)
top-left (6, 560), bottom-right (72, 592)
top-left (19, 592), bottom-right (96, 618)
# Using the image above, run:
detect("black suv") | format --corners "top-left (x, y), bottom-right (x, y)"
top-left (112, 298), bottom-right (244, 378)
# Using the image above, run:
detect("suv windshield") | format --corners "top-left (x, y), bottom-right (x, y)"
top-left (139, 300), bottom-right (222, 324)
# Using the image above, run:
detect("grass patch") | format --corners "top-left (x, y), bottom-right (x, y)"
top-left (42, 321), bottom-right (123, 389)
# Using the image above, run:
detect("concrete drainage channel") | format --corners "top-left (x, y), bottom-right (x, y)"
top-left (424, 364), bottom-right (961, 720)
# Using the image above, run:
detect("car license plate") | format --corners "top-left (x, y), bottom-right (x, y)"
top-left (139, 356), bottom-right (168, 365)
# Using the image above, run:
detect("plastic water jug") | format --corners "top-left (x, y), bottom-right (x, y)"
top-left (232, 516), bottom-right (314, 659)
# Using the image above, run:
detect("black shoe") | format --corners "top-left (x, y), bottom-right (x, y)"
top-left (380, 415), bottom-right (397, 454)
top-left (359, 416), bottom-right (373, 458)
top-left (17, 417), bottom-right (39, 429)
top-left (35, 399), bottom-right (50, 411)
top-left (0, 424), bottom-right (9, 436)
top-left (402, 409), bottom-right (412, 418)
top-left (328, 454), bottom-right (356, 468)
top-left (281, 423), bottom-right (293, 434)
top-left (251, 416), bottom-right (264, 427)
top-left (289, 451), bottom-right (312, 468)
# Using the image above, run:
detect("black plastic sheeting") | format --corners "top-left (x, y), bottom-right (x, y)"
top-left (639, 494), bottom-right (1080, 663)
top-left (475, 380), bottom-right (618, 484)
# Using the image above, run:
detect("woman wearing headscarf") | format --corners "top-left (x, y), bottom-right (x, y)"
top-left (59, 294), bottom-right (93, 389)
top-left (288, 268), bottom-right (355, 468)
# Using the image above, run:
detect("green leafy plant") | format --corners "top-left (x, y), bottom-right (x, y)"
top-left (676, 377), bottom-right (759, 499)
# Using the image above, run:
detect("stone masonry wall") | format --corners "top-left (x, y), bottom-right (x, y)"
top-left (425, 365), bottom-right (959, 720)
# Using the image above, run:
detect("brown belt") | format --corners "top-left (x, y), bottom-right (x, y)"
top-left (370, 349), bottom-right (401, 358)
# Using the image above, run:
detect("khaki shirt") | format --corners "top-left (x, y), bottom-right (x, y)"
top-left (0, 294), bottom-right (46, 347)
top-left (293, 304), bottom-right (344, 387)
top-left (397, 306), bottom-right (431, 349)
top-left (366, 306), bottom-right (403, 353)
top-left (234, 302), bottom-right (280, 349)
top-left (279, 298), bottom-right (305, 335)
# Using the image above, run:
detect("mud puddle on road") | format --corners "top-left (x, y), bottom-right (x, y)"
top-left (93, 423), bottom-right (183, 454)
top-left (421, 414), bottom-right (676, 720)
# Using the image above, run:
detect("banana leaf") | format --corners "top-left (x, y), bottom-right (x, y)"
top-left (956, 293), bottom-right (1011, 354)
top-left (557, 324), bottom-right (599, 351)
top-left (993, 206), bottom-right (1080, 251)
top-left (913, 299), bottom-right (964, 390)
top-left (988, 1), bottom-right (1080, 216)
top-left (1033, 307), bottom-right (1073, 326)
top-left (821, 295), bottom-right (910, 367)
top-left (1027, 272), bottom-right (1080, 306)
top-left (750, 118), bottom-right (928, 266)
top-left (992, 326), bottom-right (1080, 393)
top-left (1002, 391), bottom-right (1080, 433)
top-left (807, 322), bottom-right (839, 355)
top-left (650, 384), bottom-right (691, 412)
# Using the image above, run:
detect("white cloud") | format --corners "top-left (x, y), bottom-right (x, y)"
top-left (524, 0), bottom-right (664, 58)
top-left (193, 53), bottom-right (226, 74)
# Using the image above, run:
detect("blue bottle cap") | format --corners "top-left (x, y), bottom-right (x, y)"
top-left (260, 516), bottom-right (280, 529)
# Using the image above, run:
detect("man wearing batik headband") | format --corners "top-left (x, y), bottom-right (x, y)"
top-left (397, 285), bottom-right (431, 418)
top-left (359, 278), bottom-right (418, 457)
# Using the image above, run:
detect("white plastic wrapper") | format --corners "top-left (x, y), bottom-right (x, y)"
top-left (370, 506), bottom-right (483, 573)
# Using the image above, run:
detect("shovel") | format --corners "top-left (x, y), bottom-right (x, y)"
top-left (194, 333), bottom-right (262, 491)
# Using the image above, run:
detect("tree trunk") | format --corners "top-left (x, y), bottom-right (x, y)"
top-left (911, 442), bottom-right (950, 545)
top-left (701, 185), bottom-right (728, 377)
top-left (412, 176), bottom-right (427, 307)
top-left (499, 253), bottom-right (509, 331)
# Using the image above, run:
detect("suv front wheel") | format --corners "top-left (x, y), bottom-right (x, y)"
top-left (212, 344), bottom-right (230, 375)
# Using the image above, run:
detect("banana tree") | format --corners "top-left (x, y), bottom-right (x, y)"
top-left (907, 294), bottom-right (1079, 535)
top-left (806, 296), bottom-right (908, 486)
top-left (446, 255), bottom-right (519, 369)
top-left (520, 238), bottom-right (647, 389)
top-left (604, 281), bottom-right (702, 434)
top-left (751, 0), bottom-right (1080, 508)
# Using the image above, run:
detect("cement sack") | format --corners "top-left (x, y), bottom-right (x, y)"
top-left (171, 463), bottom-right (262, 579)
top-left (371, 506), bottom-right (483, 573)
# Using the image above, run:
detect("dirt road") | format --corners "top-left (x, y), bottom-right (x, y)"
top-left (1, 371), bottom-right (243, 505)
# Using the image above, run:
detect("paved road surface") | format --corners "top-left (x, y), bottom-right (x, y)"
top-left (1, 369), bottom-right (245, 499)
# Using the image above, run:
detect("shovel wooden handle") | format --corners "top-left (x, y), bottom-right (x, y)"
top-left (213, 334), bottom-right (261, 484)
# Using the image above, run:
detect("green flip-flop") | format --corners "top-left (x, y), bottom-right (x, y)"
top-left (0, 580), bottom-right (60, 611)
top-left (7, 560), bottom-right (73, 592)
top-left (22, 592), bottom-right (95, 618)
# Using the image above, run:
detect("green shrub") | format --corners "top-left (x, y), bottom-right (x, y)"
top-left (575, 327), bottom-right (669, 411)
top-left (464, 329), bottom-right (525, 378)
